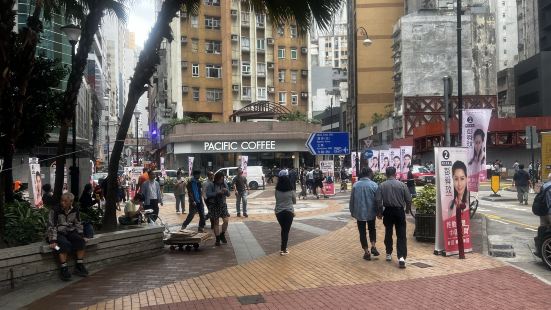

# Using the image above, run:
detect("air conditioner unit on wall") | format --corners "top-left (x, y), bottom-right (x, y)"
top-left (231, 9), bottom-right (238, 17)
top-left (301, 47), bottom-right (308, 54)
top-left (267, 38), bottom-right (274, 45)
top-left (268, 87), bottom-right (275, 93)
top-left (301, 92), bottom-right (308, 98)
top-left (231, 35), bottom-right (239, 42)
top-left (182, 86), bottom-right (189, 93)
top-left (232, 84), bottom-right (239, 92)
top-left (267, 62), bottom-right (274, 69)
top-left (232, 59), bottom-right (239, 66)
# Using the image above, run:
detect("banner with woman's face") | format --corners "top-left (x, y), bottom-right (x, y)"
top-left (462, 109), bottom-right (492, 192)
top-left (435, 147), bottom-right (472, 255)
top-left (29, 157), bottom-right (43, 208)
top-left (400, 146), bottom-right (413, 180)
top-left (368, 150), bottom-right (379, 171)
top-left (390, 148), bottom-right (401, 179)
top-left (378, 150), bottom-right (390, 173)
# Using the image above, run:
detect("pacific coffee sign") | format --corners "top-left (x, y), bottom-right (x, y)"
top-left (203, 140), bottom-right (276, 152)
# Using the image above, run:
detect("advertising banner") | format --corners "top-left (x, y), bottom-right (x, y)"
top-left (368, 150), bottom-right (380, 172)
top-left (462, 109), bottom-right (491, 192)
top-left (390, 148), bottom-right (401, 179)
top-left (379, 150), bottom-right (390, 173)
top-left (320, 160), bottom-right (335, 195)
top-left (29, 158), bottom-right (43, 208)
top-left (435, 147), bottom-right (472, 255)
top-left (188, 157), bottom-right (194, 177)
top-left (400, 146), bottom-right (413, 180)
top-left (49, 162), bottom-right (68, 192)
top-left (351, 152), bottom-right (359, 177)
top-left (241, 155), bottom-right (249, 176)
top-left (160, 157), bottom-right (166, 177)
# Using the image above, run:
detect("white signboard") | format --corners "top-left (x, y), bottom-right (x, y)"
top-left (29, 158), bottom-right (43, 208)
top-left (462, 109), bottom-right (491, 192)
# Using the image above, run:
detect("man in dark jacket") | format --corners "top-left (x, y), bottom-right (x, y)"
top-left (513, 164), bottom-right (531, 205)
top-left (181, 170), bottom-right (206, 232)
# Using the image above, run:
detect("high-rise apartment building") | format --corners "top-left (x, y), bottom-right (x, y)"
top-left (179, 0), bottom-right (309, 122)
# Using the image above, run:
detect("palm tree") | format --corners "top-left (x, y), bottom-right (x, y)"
top-left (53, 0), bottom-right (127, 200)
top-left (102, 0), bottom-right (344, 229)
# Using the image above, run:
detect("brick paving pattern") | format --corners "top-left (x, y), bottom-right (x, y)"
top-left (243, 221), bottom-right (317, 254)
top-left (149, 266), bottom-right (551, 310)
top-left (297, 218), bottom-right (348, 232)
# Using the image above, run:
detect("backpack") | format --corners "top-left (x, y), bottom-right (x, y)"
top-left (532, 185), bottom-right (551, 216)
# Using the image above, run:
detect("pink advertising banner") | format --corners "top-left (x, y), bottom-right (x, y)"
top-left (320, 160), bottom-right (335, 195)
top-left (188, 157), bottom-right (194, 177)
top-left (462, 109), bottom-right (492, 192)
top-left (435, 147), bottom-right (472, 255)
top-left (379, 150), bottom-right (390, 173)
top-left (368, 150), bottom-right (380, 172)
top-left (390, 148), bottom-right (401, 179)
top-left (400, 146), bottom-right (413, 181)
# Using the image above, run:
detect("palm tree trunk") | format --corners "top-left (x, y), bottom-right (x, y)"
top-left (53, 4), bottom-right (105, 201)
top-left (103, 0), bottom-right (183, 229)
top-left (0, 0), bottom-right (16, 96)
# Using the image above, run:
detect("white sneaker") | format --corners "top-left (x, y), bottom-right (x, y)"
top-left (386, 254), bottom-right (392, 261)
top-left (398, 257), bottom-right (406, 268)
top-left (280, 250), bottom-right (289, 256)
top-left (176, 211), bottom-right (181, 214)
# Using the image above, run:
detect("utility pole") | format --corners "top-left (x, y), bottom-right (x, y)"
top-left (443, 76), bottom-right (452, 147)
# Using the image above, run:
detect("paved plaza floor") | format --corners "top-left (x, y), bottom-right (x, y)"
top-left (3, 187), bottom-right (550, 309)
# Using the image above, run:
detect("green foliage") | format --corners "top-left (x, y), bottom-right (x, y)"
top-left (384, 104), bottom-right (394, 118)
top-left (372, 172), bottom-right (386, 184)
top-left (370, 113), bottom-right (384, 125)
top-left (279, 111), bottom-right (320, 124)
top-left (413, 184), bottom-right (437, 215)
top-left (196, 116), bottom-right (214, 123)
top-left (3, 201), bottom-right (49, 246)
top-left (80, 205), bottom-right (103, 228)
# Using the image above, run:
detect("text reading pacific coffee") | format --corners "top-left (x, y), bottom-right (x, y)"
top-left (204, 141), bottom-right (276, 151)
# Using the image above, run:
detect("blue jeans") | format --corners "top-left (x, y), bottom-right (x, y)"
top-left (236, 191), bottom-right (248, 214)
top-left (175, 194), bottom-right (185, 212)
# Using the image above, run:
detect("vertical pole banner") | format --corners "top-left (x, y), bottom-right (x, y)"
top-left (160, 157), bottom-right (166, 177)
top-left (320, 160), bottom-right (335, 195)
top-left (390, 148), bottom-right (401, 179)
top-left (241, 155), bottom-right (248, 176)
top-left (379, 150), bottom-right (390, 173)
top-left (462, 109), bottom-right (491, 192)
top-left (351, 152), bottom-right (358, 177)
top-left (400, 146), bottom-right (413, 181)
top-left (435, 147), bottom-right (472, 255)
top-left (368, 150), bottom-right (379, 172)
top-left (188, 157), bottom-right (194, 177)
top-left (29, 158), bottom-right (43, 208)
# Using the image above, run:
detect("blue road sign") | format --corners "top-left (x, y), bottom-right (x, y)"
top-left (363, 149), bottom-right (373, 159)
top-left (306, 132), bottom-right (350, 155)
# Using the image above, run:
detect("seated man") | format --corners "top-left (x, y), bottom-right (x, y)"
top-left (119, 193), bottom-right (144, 225)
top-left (47, 192), bottom-right (88, 281)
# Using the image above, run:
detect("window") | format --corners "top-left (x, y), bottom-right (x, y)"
top-left (241, 12), bottom-right (250, 24)
top-left (334, 51), bottom-right (339, 58)
top-left (504, 49), bottom-right (507, 54)
top-left (290, 25), bottom-right (297, 38)
top-left (242, 62), bottom-right (251, 75)
top-left (256, 14), bottom-right (265, 27)
top-left (206, 88), bottom-right (222, 102)
top-left (291, 93), bottom-right (298, 104)
top-left (278, 46), bottom-right (285, 59)
top-left (242, 86), bottom-right (252, 99)
top-left (256, 39), bottom-right (265, 50)
top-left (192, 87), bottom-right (200, 101)
top-left (191, 39), bottom-right (198, 52)
top-left (278, 92), bottom-right (287, 104)
top-left (205, 40), bottom-right (222, 54)
top-left (291, 47), bottom-right (298, 59)
top-left (257, 63), bottom-right (266, 76)
top-left (334, 40), bottom-right (339, 49)
top-left (290, 70), bottom-right (297, 83)
top-left (325, 41), bottom-right (332, 48)
top-left (204, 16), bottom-right (221, 29)
top-left (503, 37), bottom-right (507, 42)
top-left (334, 60), bottom-right (339, 67)
top-left (241, 36), bottom-right (250, 50)
top-left (192, 63), bottom-right (199, 77)
top-left (204, 0), bottom-right (220, 6)
top-left (206, 64), bottom-right (221, 78)
top-left (277, 26), bottom-right (284, 37)
top-left (257, 87), bottom-right (267, 100)
top-left (191, 15), bottom-right (198, 28)
top-left (278, 69), bottom-right (285, 82)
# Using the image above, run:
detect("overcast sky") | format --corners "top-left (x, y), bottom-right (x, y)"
top-left (127, 0), bottom-right (156, 48)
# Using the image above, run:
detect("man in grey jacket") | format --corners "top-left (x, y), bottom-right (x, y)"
top-left (140, 170), bottom-right (163, 221)
top-left (350, 167), bottom-right (380, 260)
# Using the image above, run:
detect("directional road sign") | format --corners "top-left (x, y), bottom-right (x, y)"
top-left (363, 149), bottom-right (373, 159)
top-left (306, 132), bottom-right (350, 155)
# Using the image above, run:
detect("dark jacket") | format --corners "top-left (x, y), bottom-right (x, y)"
top-left (47, 205), bottom-right (83, 242)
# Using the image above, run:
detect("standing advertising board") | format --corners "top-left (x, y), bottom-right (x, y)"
top-left (390, 148), bottom-right (401, 179)
top-left (462, 109), bottom-right (492, 192)
top-left (29, 158), bottom-right (43, 208)
top-left (379, 150), bottom-right (390, 173)
top-left (188, 157), bottom-right (194, 177)
top-left (368, 150), bottom-right (380, 172)
top-left (160, 157), bottom-right (166, 177)
top-left (434, 147), bottom-right (472, 255)
top-left (351, 152), bottom-right (359, 178)
top-left (49, 162), bottom-right (68, 192)
top-left (542, 132), bottom-right (551, 181)
top-left (320, 160), bottom-right (335, 195)
top-left (400, 146), bottom-right (413, 180)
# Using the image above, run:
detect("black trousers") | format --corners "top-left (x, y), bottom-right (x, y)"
top-left (145, 199), bottom-right (159, 221)
top-left (183, 202), bottom-right (206, 228)
top-left (356, 220), bottom-right (376, 249)
top-left (56, 231), bottom-right (85, 253)
top-left (276, 211), bottom-right (294, 251)
top-left (383, 207), bottom-right (407, 259)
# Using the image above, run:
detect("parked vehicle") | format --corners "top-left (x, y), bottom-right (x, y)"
top-left (91, 173), bottom-right (108, 186)
top-left (411, 165), bottom-right (435, 185)
top-left (215, 166), bottom-right (265, 190)
top-left (535, 225), bottom-right (551, 270)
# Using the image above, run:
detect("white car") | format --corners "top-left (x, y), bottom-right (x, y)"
top-left (215, 166), bottom-right (265, 190)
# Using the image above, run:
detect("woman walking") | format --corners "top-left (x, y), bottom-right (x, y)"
top-left (207, 172), bottom-right (231, 246)
top-left (275, 173), bottom-right (296, 255)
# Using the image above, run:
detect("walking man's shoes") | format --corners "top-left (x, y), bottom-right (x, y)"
top-left (398, 257), bottom-right (406, 269)
top-left (370, 247), bottom-right (380, 256)
top-left (386, 254), bottom-right (392, 261)
top-left (219, 232), bottom-right (228, 244)
top-left (363, 253), bottom-right (371, 261)
top-left (75, 263), bottom-right (89, 277)
top-left (60, 266), bottom-right (72, 281)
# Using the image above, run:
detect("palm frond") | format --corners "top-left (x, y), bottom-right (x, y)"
top-left (182, 0), bottom-right (201, 16)
top-left (244, 0), bottom-right (343, 32)
top-left (61, 0), bottom-right (88, 22)
top-left (103, 0), bottom-right (128, 24)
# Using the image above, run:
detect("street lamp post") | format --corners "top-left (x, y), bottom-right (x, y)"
top-left (60, 24), bottom-right (81, 197)
top-left (352, 21), bottom-right (372, 178)
top-left (134, 111), bottom-right (141, 166)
